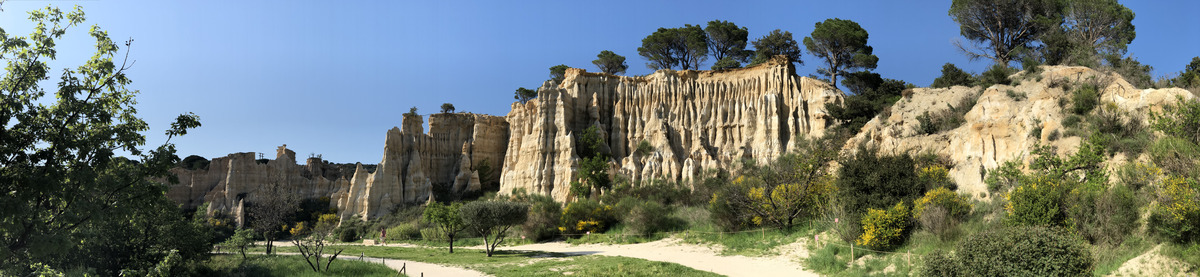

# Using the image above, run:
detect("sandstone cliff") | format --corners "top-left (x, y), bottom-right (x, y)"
top-left (499, 56), bottom-right (844, 202)
top-left (165, 145), bottom-right (348, 223)
top-left (844, 66), bottom-right (1195, 197)
top-left (333, 113), bottom-right (509, 221)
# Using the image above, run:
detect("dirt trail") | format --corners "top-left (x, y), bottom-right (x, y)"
top-left (269, 252), bottom-right (491, 277)
top-left (485, 238), bottom-right (819, 277)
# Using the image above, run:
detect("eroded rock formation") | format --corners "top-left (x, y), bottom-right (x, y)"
top-left (844, 66), bottom-right (1195, 197)
top-left (333, 113), bottom-right (509, 221)
top-left (165, 145), bottom-right (348, 224)
top-left (499, 56), bottom-right (844, 201)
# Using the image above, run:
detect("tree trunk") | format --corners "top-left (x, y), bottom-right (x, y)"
top-left (448, 234), bottom-right (455, 253)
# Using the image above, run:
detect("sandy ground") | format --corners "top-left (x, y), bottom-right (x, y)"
top-left (486, 237), bottom-right (819, 277)
top-left (269, 252), bottom-right (491, 277)
top-left (1107, 244), bottom-right (1197, 277)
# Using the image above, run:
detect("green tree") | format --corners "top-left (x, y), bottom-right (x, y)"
top-left (406, 106), bottom-right (418, 116)
top-left (930, 63), bottom-right (976, 88)
top-left (549, 64), bottom-right (569, 81)
top-left (460, 201), bottom-right (529, 257)
top-left (592, 50), bottom-right (628, 75)
top-left (748, 29), bottom-right (803, 66)
top-left (423, 202), bottom-right (467, 253)
top-left (440, 102), bottom-right (455, 113)
top-left (0, 6), bottom-right (203, 274)
top-left (949, 0), bottom-right (1064, 66)
top-left (290, 214), bottom-right (343, 272)
top-left (220, 228), bottom-right (256, 259)
top-left (514, 87), bottom-right (537, 104)
top-left (637, 25), bottom-right (709, 70)
top-left (1063, 0), bottom-right (1136, 60)
top-left (248, 178), bottom-right (299, 255)
top-left (573, 125), bottom-right (611, 199)
top-left (1173, 57), bottom-right (1200, 88)
top-left (704, 20), bottom-right (751, 69)
top-left (803, 18), bottom-right (879, 88)
top-left (715, 137), bottom-right (838, 231)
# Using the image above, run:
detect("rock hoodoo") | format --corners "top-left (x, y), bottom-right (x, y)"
top-left (333, 113), bottom-right (509, 221)
top-left (499, 56), bottom-right (844, 202)
top-left (165, 145), bottom-right (348, 224)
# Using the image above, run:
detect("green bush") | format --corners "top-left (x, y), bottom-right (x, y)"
top-left (516, 192), bottom-right (562, 242)
top-left (619, 198), bottom-right (685, 237)
top-left (1071, 84), bottom-right (1099, 115)
top-left (914, 91), bottom-right (978, 135)
top-left (1149, 176), bottom-right (1200, 243)
top-left (385, 223), bottom-right (422, 241)
top-left (930, 62), bottom-right (976, 88)
top-left (930, 226), bottom-right (1093, 276)
top-left (338, 228), bottom-right (358, 243)
top-left (977, 64), bottom-right (1015, 87)
top-left (1067, 184), bottom-right (1139, 246)
top-left (836, 149), bottom-right (924, 217)
top-left (559, 199), bottom-right (617, 237)
top-left (922, 250), bottom-right (960, 276)
top-left (857, 202), bottom-right (911, 250)
top-left (1005, 175), bottom-right (1072, 227)
top-left (1149, 136), bottom-right (1200, 178)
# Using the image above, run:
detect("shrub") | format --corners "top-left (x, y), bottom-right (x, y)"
top-left (338, 228), bottom-right (358, 243)
top-left (857, 202), bottom-right (911, 250)
top-left (977, 64), bottom-right (1015, 87)
top-left (1118, 162), bottom-right (1162, 191)
top-left (621, 199), bottom-right (685, 237)
top-left (922, 250), bottom-right (960, 276)
top-left (1069, 184), bottom-right (1139, 246)
top-left (949, 226), bottom-right (1093, 276)
top-left (1071, 84), bottom-right (1099, 115)
top-left (1149, 137), bottom-right (1200, 178)
top-left (1149, 176), bottom-right (1200, 243)
top-left (930, 63), bottom-right (975, 88)
top-left (1005, 175), bottom-right (1071, 227)
top-left (559, 199), bottom-right (617, 237)
top-left (517, 193), bottom-right (562, 242)
top-left (385, 223), bottom-right (422, 241)
top-left (918, 165), bottom-right (955, 191)
top-left (915, 92), bottom-right (978, 135)
top-left (1151, 96), bottom-right (1200, 145)
top-left (984, 160), bottom-right (1023, 193)
top-left (913, 188), bottom-right (972, 222)
top-left (1006, 89), bottom-right (1026, 101)
top-left (837, 150), bottom-right (923, 217)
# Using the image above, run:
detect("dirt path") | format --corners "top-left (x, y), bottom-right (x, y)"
top-left (481, 238), bottom-right (819, 277)
top-left (264, 252), bottom-right (491, 277)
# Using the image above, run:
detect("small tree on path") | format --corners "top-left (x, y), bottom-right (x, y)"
top-left (461, 201), bottom-right (529, 257)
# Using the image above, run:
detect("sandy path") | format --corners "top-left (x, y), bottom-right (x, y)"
top-left (486, 238), bottom-right (819, 277)
top-left (260, 251), bottom-right (491, 277)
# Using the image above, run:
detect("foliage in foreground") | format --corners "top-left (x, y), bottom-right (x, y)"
top-left (0, 6), bottom-right (207, 275)
top-left (924, 226), bottom-right (1094, 276)
top-left (201, 255), bottom-right (396, 277)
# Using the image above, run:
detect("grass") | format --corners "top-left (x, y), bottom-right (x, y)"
top-left (202, 254), bottom-right (398, 277)
top-left (1160, 242), bottom-right (1200, 273)
top-left (251, 244), bottom-right (720, 277)
top-left (1092, 235), bottom-right (1156, 276)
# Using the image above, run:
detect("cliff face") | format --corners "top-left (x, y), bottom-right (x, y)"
top-left (333, 113), bottom-right (509, 221)
top-left (499, 57), bottom-right (844, 201)
top-left (165, 145), bottom-right (347, 223)
top-left (844, 66), bottom-right (1195, 197)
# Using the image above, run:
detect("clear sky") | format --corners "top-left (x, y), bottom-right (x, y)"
top-left (1, 0), bottom-right (1197, 164)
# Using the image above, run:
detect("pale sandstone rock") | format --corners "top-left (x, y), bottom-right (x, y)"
top-left (843, 66), bottom-right (1194, 198)
top-left (334, 113), bottom-right (509, 221)
top-left (499, 56), bottom-right (843, 202)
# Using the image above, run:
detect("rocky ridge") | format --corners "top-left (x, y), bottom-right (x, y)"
top-left (844, 65), bottom-right (1195, 197)
top-left (499, 56), bottom-right (844, 202)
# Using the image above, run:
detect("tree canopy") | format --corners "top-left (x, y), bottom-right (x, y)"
top-left (514, 87), bottom-right (538, 104)
top-left (949, 0), bottom-right (1064, 66)
top-left (441, 103), bottom-right (456, 113)
top-left (549, 64), bottom-right (569, 81)
top-left (704, 20), bottom-right (751, 70)
top-left (0, 6), bottom-right (205, 275)
top-left (748, 29), bottom-right (803, 67)
top-left (638, 25), bottom-right (709, 70)
top-left (803, 18), bottom-right (879, 88)
top-left (460, 201), bottom-right (529, 257)
top-left (592, 50), bottom-right (628, 75)
top-left (930, 63), bottom-right (976, 88)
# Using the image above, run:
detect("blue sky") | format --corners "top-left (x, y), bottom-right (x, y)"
top-left (1, 0), bottom-right (1196, 163)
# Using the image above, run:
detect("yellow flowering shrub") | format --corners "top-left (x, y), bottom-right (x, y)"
top-left (1150, 176), bottom-right (1200, 242)
top-left (558, 199), bottom-right (615, 237)
top-left (913, 187), bottom-right (972, 220)
top-left (858, 202), bottom-right (911, 250)
top-left (919, 165), bottom-right (954, 189)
